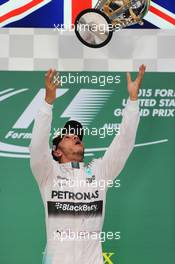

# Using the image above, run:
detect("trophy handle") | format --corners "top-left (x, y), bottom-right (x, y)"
top-left (98, 0), bottom-right (150, 28)
top-left (96, 0), bottom-right (131, 18)
top-left (95, 0), bottom-right (109, 9)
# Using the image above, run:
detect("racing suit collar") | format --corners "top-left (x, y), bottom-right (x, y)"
top-left (59, 161), bottom-right (84, 169)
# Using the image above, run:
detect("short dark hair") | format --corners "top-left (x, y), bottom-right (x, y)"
top-left (51, 120), bottom-right (84, 161)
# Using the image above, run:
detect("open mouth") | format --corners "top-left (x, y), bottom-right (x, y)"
top-left (75, 141), bottom-right (81, 145)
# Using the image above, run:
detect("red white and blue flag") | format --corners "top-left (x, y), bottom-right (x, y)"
top-left (0, 0), bottom-right (174, 28)
top-left (144, 0), bottom-right (175, 29)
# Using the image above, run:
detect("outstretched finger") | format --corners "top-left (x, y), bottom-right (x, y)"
top-left (45, 68), bottom-right (52, 79)
top-left (136, 64), bottom-right (146, 84)
top-left (52, 72), bottom-right (60, 84)
top-left (138, 64), bottom-right (146, 79)
top-left (48, 69), bottom-right (55, 81)
top-left (126, 72), bottom-right (132, 83)
top-left (53, 74), bottom-right (60, 88)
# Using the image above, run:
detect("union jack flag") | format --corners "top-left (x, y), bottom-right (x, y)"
top-left (0, 0), bottom-right (174, 28)
top-left (143, 0), bottom-right (175, 29)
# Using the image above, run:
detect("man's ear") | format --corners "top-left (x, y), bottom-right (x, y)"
top-left (53, 148), bottom-right (62, 159)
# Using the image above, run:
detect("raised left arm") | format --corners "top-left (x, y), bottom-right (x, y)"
top-left (94, 65), bottom-right (146, 182)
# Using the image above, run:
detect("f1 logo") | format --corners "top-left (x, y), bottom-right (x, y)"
top-left (103, 252), bottom-right (115, 264)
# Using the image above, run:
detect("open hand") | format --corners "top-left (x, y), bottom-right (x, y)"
top-left (127, 64), bottom-right (146, 101)
top-left (45, 69), bottom-right (60, 105)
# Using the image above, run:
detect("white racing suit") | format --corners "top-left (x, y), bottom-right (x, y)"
top-left (29, 97), bottom-right (140, 264)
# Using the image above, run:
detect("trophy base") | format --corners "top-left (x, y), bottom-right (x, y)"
top-left (75, 8), bottom-right (114, 48)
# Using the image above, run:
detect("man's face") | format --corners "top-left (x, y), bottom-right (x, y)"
top-left (57, 134), bottom-right (84, 161)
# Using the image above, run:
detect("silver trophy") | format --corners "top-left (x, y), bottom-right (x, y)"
top-left (75, 0), bottom-right (150, 48)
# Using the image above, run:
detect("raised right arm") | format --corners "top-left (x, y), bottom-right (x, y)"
top-left (29, 69), bottom-right (60, 186)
